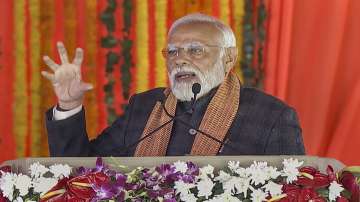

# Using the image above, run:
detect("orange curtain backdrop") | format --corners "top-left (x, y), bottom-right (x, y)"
top-left (264, 0), bottom-right (360, 165)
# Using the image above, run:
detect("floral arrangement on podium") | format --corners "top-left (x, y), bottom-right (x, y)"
top-left (0, 158), bottom-right (359, 202)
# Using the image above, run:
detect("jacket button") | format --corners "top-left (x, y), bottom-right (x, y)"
top-left (188, 128), bottom-right (197, 135)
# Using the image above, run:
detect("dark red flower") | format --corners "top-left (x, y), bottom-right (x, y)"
top-left (280, 184), bottom-right (326, 202)
top-left (0, 166), bottom-right (11, 175)
top-left (336, 196), bottom-right (350, 202)
top-left (295, 166), bottom-right (330, 189)
top-left (326, 165), bottom-right (337, 182)
top-left (339, 171), bottom-right (359, 202)
top-left (40, 177), bottom-right (72, 202)
top-left (40, 172), bottom-right (110, 202)
top-left (0, 192), bottom-right (7, 202)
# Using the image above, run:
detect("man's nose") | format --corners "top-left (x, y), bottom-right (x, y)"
top-left (174, 58), bottom-right (190, 67)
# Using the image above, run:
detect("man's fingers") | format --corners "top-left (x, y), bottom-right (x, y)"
top-left (73, 48), bottom-right (84, 67)
top-left (80, 82), bottom-right (93, 92)
top-left (57, 41), bottom-right (69, 64)
top-left (41, 71), bottom-right (55, 82)
top-left (42, 56), bottom-right (59, 71)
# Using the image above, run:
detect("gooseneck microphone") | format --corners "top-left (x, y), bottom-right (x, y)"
top-left (192, 83), bottom-right (201, 97)
top-left (189, 83), bottom-right (201, 114)
top-left (124, 83), bottom-right (201, 154)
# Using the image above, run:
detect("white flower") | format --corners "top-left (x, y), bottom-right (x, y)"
top-left (174, 181), bottom-right (195, 196)
top-left (282, 167), bottom-right (299, 183)
top-left (328, 181), bottom-right (344, 201)
top-left (200, 165), bottom-right (214, 179)
top-left (252, 161), bottom-right (268, 169)
top-left (250, 189), bottom-right (268, 202)
top-left (264, 166), bottom-right (281, 180)
top-left (197, 178), bottom-right (214, 199)
top-left (205, 192), bottom-right (241, 202)
top-left (263, 181), bottom-right (283, 196)
top-left (282, 158), bottom-right (303, 170)
top-left (29, 162), bottom-right (49, 178)
top-left (32, 177), bottom-right (58, 195)
top-left (214, 170), bottom-right (231, 183)
top-left (249, 170), bottom-right (267, 186)
top-left (234, 167), bottom-right (250, 178)
top-left (281, 158), bottom-right (303, 183)
top-left (14, 197), bottom-right (23, 202)
top-left (180, 193), bottom-right (197, 202)
top-left (14, 174), bottom-right (31, 196)
top-left (228, 161), bottom-right (240, 172)
top-left (173, 161), bottom-right (188, 174)
top-left (49, 164), bottom-right (72, 179)
top-left (223, 177), bottom-right (250, 198)
top-left (0, 171), bottom-right (16, 201)
top-left (248, 161), bottom-right (270, 186)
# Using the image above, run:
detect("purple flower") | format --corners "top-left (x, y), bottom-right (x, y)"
top-left (161, 188), bottom-right (176, 198)
top-left (147, 187), bottom-right (176, 200)
top-left (180, 174), bottom-right (196, 183)
top-left (92, 181), bottom-right (125, 201)
top-left (92, 157), bottom-right (109, 173)
top-left (156, 164), bottom-right (176, 178)
top-left (76, 166), bottom-right (92, 175)
top-left (115, 173), bottom-right (127, 187)
top-left (186, 162), bottom-right (199, 176)
top-left (125, 182), bottom-right (144, 191)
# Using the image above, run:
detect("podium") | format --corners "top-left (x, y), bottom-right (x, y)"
top-left (1, 155), bottom-right (345, 173)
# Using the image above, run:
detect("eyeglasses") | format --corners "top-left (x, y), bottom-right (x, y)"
top-left (162, 44), bottom-right (231, 59)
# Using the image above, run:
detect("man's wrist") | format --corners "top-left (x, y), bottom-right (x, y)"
top-left (58, 100), bottom-right (82, 110)
top-left (53, 104), bottom-right (83, 121)
top-left (56, 105), bottom-right (70, 112)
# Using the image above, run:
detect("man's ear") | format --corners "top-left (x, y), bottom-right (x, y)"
top-left (224, 47), bottom-right (238, 73)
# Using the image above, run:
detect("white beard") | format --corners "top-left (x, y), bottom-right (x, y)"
top-left (168, 59), bottom-right (225, 101)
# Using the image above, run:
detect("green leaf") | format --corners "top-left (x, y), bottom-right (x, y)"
top-left (341, 189), bottom-right (352, 199)
top-left (107, 0), bottom-right (117, 12)
top-left (317, 188), bottom-right (329, 198)
top-left (106, 51), bottom-right (120, 65)
top-left (101, 35), bottom-right (118, 48)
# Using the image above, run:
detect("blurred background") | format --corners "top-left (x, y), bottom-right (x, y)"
top-left (0, 0), bottom-right (359, 165)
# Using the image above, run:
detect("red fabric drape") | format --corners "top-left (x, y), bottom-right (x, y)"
top-left (264, 0), bottom-right (360, 165)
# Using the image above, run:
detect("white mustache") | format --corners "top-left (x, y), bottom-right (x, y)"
top-left (169, 66), bottom-right (203, 82)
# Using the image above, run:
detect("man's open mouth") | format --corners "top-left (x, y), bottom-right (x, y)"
top-left (175, 72), bottom-right (196, 80)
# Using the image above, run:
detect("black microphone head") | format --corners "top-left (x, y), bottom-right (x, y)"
top-left (192, 83), bottom-right (201, 95)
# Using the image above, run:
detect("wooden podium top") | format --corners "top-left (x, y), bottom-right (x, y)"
top-left (1, 155), bottom-right (345, 174)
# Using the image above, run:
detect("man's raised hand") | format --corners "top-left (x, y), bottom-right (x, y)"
top-left (41, 42), bottom-right (93, 110)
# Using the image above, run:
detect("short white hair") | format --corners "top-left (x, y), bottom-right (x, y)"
top-left (168, 13), bottom-right (236, 47)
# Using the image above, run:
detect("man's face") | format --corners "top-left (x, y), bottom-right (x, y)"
top-left (166, 22), bottom-right (226, 101)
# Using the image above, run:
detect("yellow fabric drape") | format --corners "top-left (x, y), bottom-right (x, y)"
top-left (84, 0), bottom-right (98, 139)
top-left (155, 0), bottom-right (168, 87)
top-left (29, 0), bottom-right (41, 156)
top-left (14, 0), bottom-right (27, 157)
top-left (135, 0), bottom-right (149, 92)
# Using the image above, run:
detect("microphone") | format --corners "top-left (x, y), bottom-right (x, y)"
top-left (188, 83), bottom-right (201, 114)
top-left (192, 83), bottom-right (201, 97)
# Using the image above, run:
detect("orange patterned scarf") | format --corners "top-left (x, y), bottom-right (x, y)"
top-left (134, 72), bottom-right (240, 156)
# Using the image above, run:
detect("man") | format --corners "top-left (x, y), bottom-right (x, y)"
top-left (42, 13), bottom-right (305, 157)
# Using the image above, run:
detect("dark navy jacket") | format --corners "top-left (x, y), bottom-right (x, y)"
top-left (46, 86), bottom-right (305, 156)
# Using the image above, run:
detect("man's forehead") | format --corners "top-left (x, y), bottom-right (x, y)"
top-left (168, 22), bottom-right (223, 44)
top-left (167, 41), bottom-right (206, 47)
